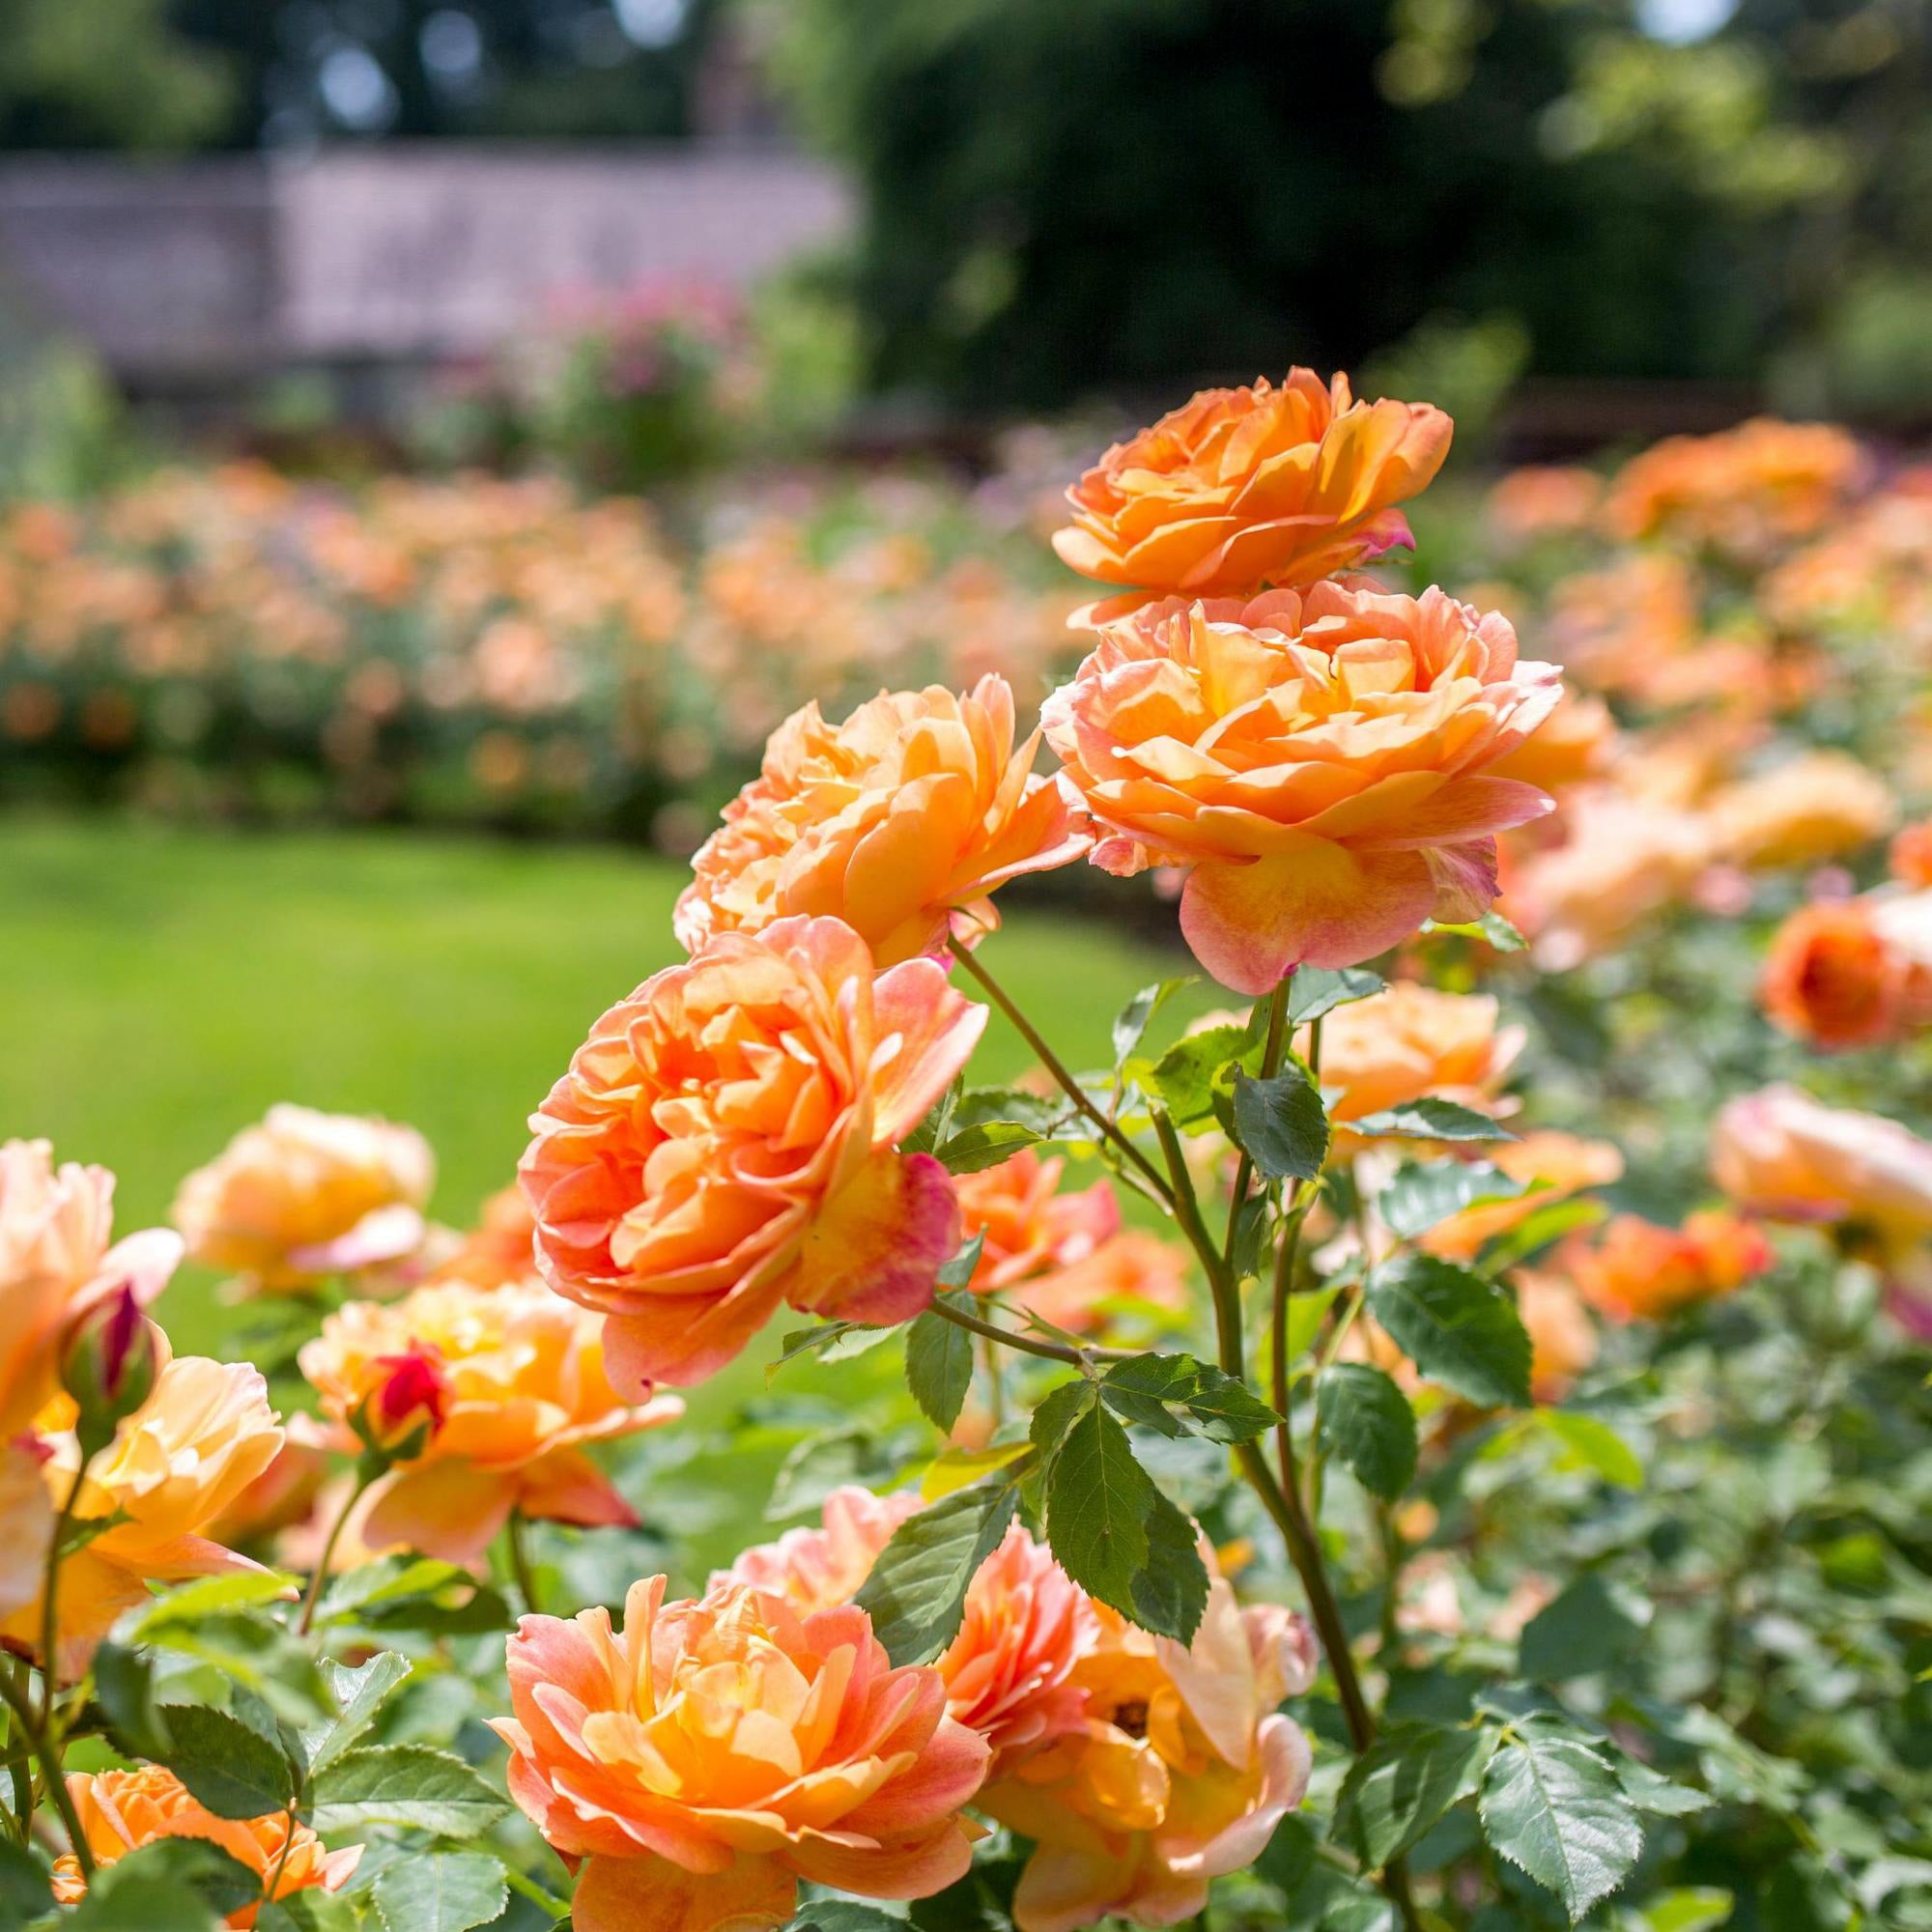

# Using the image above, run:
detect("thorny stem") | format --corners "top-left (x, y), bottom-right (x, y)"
top-left (297, 1466), bottom-right (377, 1636)
top-left (948, 938), bottom-right (1173, 1201)
top-left (0, 1668), bottom-right (91, 1876)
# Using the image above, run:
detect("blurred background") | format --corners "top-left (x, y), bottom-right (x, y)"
top-left (1, 0), bottom-right (1927, 1318)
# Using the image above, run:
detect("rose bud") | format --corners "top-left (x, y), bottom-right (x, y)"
top-left (59, 1285), bottom-right (159, 1459)
top-left (348, 1345), bottom-right (448, 1465)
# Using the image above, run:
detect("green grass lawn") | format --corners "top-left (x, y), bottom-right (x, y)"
top-left (0, 814), bottom-right (1202, 1354)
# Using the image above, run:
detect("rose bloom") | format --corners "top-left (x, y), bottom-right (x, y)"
top-left (298, 1278), bottom-right (683, 1563)
top-left (1044, 582), bottom-right (1560, 992)
top-left (1704, 751), bottom-right (1895, 872)
top-left (431, 1182), bottom-right (539, 1287)
top-left (1604, 418), bottom-right (1862, 549)
top-left (1312, 983), bottom-right (1522, 1127)
top-left (1569, 1210), bottom-right (1772, 1324)
top-left (495, 1575), bottom-right (989, 1932)
top-left (521, 916), bottom-right (983, 1390)
top-left (1890, 820), bottom-right (1932, 889)
top-left (1711, 1085), bottom-right (1932, 1239)
top-left (1486, 690), bottom-right (1616, 796)
top-left (1422, 1131), bottom-right (1626, 1262)
top-left (954, 1149), bottom-right (1120, 1294)
top-left (1516, 1269), bottom-right (1599, 1404)
top-left (51, 1767), bottom-right (361, 1926)
top-left (1759, 897), bottom-right (1928, 1051)
top-left (2, 1353), bottom-right (284, 1676)
top-left (1485, 466), bottom-right (1602, 545)
top-left (2, 1138), bottom-right (182, 1437)
top-left (675, 676), bottom-right (1091, 968)
top-left (979, 1545), bottom-right (1314, 1932)
top-left (173, 1103), bottom-right (435, 1292)
top-left (722, 1497), bottom-right (1094, 1775)
top-left (1052, 371), bottom-right (1452, 618)
top-left (201, 1438), bottom-right (329, 1553)
top-left (1014, 1231), bottom-right (1194, 1339)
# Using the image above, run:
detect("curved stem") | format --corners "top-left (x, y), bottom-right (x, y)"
top-left (0, 1668), bottom-right (91, 1876)
top-left (507, 1511), bottom-right (542, 1617)
top-left (947, 939), bottom-right (1172, 1201)
top-left (928, 1294), bottom-right (1131, 1368)
top-left (297, 1469), bottom-right (375, 1636)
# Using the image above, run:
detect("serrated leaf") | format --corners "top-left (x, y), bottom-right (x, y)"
top-left (1366, 1253), bottom-right (1532, 1408)
top-left (129, 1571), bottom-right (299, 1636)
top-left (1519, 1573), bottom-right (1649, 1682)
top-left (767, 1428), bottom-right (895, 1521)
top-left (308, 1744), bottom-right (509, 1837)
top-left (64, 1848), bottom-right (230, 1932)
top-left (1380, 1161), bottom-right (1532, 1242)
top-left (934, 1121), bottom-right (1043, 1174)
top-left (935, 1229), bottom-right (986, 1291)
top-left (853, 1476), bottom-right (1022, 1664)
top-left (156, 1702), bottom-right (300, 1820)
top-left (1316, 1364), bottom-right (1418, 1501)
top-left (949, 1088), bottom-right (1071, 1136)
top-left (303, 1651), bottom-right (413, 1773)
top-left (373, 1851), bottom-right (508, 1932)
top-left (906, 1293), bottom-right (977, 1432)
top-left (771, 1320), bottom-right (896, 1378)
top-left (1029, 1377), bottom-right (1098, 1466)
top-left (1480, 1731), bottom-right (1643, 1921)
top-left (0, 1839), bottom-right (53, 1919)
top-left (1100, 1352), bottom-right (1282, 1444)
top-left (1287, 966), bottom-right (1386, 1025)
top-left (1043, 1396), bottom-right (1207, 1642)
top-left (1151, 1024), bottom-right (1252, 1131)
top-left (1233, 1065), bottom-right (1330, 1181)
top-left (95, 1637), bottom-right (172, 1759)
top-left (1332, 1720), bottom-right (1498, 1867)
top-left (1618, 1760), bottom-right (1713, 1820)
top-left (1534, 1410), bottom-right (1643, 1489)
top-left (790, 1904), bottom-right (907, 1931)
top-left (1350, 1100), bottom-right (1517, 1143)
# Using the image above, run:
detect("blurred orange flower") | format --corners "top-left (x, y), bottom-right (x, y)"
top-left (1705, 751), bottom-right (1894, 871)
top-left (1043, 583), bottom-right (1560, 991)
top-left (1759, 897), bottom-right (1930, 1050)
top-left (1516, 1270), bottom-right (1599, 1404)
top-left (676, 676), bottom-right (1091, 967)
top-left (495, 1575), bottom-right (989, 1932)
top-left (1569, 1210), bottom-right (1772, 1323)
top-left (1422, 1130), bottom-right (1625, 1261)
top-left (1013, 1230), bottom-right (1194, 1338)
top-left (1312, 983), bottom-right (1523, 1126)
top-left (1604, 418), bottom-right (1861, 551)
top-left (521, 916), bottom-right (982, 1389)
top-left (1052, 372), bottom-right (1452, 617)
top-left (1892, 820), bottom-right (1932, 889)
top-left (954, 1149), bottom-right (1119, 1294)
top-left (431, 1182), bottom-right (539, 1287)
top-left (52, 1767), bottom-right (360, 1925)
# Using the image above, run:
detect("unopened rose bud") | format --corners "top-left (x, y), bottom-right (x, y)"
top-left (61, 1285), bottom-right (160, 1459)
top-left (350, 1345), bottom-right (448, 1464)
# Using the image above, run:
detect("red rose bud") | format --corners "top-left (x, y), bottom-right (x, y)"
top-left (61, 1285), bottom-right (160, 1458)
top-left (352, 1345), bottom-right (449, 1462)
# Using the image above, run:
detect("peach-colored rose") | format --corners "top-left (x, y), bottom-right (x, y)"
top-left (298, 1278), bottom-right (683, 1563)
top-left (1516, 1269), bottom-right (1598, 1403)
top-left (1704, 751), bottom-right (1895, 872)
top-left (715, 1485), bottom-right (923, 1611)
top-left (1759, 897), bottom-right (1928, 1050)
top-left (980, 1545), bottom-right (1314, 1932)
top-left (521, 916), bottom-right (983, 1390)
top-left (494, 1575), bottom-right (989, 1932)
top-left (1712, 1085), bottom-right (1932, 1239)
top-left (431, 1182), bottom-right (540, 1287)
top-left (173, 1103), bottom-right (435, 1292)
top-left (953, 1149), bottom-right (1120, 1295)
top-left (2, 1353), bottom-right (284, 1676)
top-left (1423, 1131), bottom-right (1626, 1262)
top-left (1604, 418), bottom-right (1862, 550)
top-left (1485, 466), bottom-right (1603, 544)
top-left (1486, 690), bottom-right (1616, 796)
top-left (1014, 1231), bottom-right (1195, 1338)
top-left (1569, 1210), bottom-right (1772, 1323)
top-left (201, 1439), bottom-right (329, 1552)
top-left (1311, 982), bottom-right (1523, 1126)
top-left (675, 677), bottom-right (1092, 967)
top-left (51, 1766), bottom-right (360, 1926)
top-left (1, 1139), bottom-right (181, 1438)
top-left (1052, 372), bottom-right (1452, 618)
top-left (1043, 583), bottom-right (1560, 991)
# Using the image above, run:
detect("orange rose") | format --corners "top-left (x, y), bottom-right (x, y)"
top-left (1312, 983), bottom-right (1522, 1126)
top-left (1013, 1230), bottom-right (1194, 1339)
top-left (953, 1149), bottom-right (1120, 1294)
top-left (431, 1182), bottom-right (539, 1287)
top-left (980, 1544), bottom-right (1314, 1932)
top-left (2, 1139), bottom-right (181, 1438)
top-left (495, 1575), bottom-right (989, 1932)
top-left (675, 677), bottom-right (1092, 967)
top-left (1486, 690), bottom-right (1616, 796)
top-left (1604, 418), bottom-right (1862, 550)
top-left (1422, 1130), bottom-right (1625, 1261)
top-left (0, 1441), bottom-right (55, 1621)
top-left (716, 1485), bottom-right (923, 1611)
top-left (1759, 897), bottom-right (1925, 1050)
top-left (51, 1766), bottom-right (360, 1926)
top-left (1705, 751), bottom-right (1895, 872)
top-left (1516, 1269), bottom-right (1598, 1404)
top-left (173, 1104), bottom-right (435, 1293)
top-left (1043, 583), bottom-right (1560, 991)
top-left (1052, 372), bottom-right (1452, 617)
top-left (1485, 466), bottom-right (1602, 544)
top-left (298, 1279), bottom-right (683, 1562)
top-left (1569, 1209), bottom-right (1771, 1323)
top-left (1890, 820), bottom-right (1932, 889)
top-left (3, 1353), bottom-right (284, 1676)
top-left (520, 916), bottom-right (983, 1389)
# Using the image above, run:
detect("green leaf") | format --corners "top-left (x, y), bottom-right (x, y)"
top-left (906, 1293), bottom-right (977, 1432)
top-left (1366, 1253), bottom-right (1532, 1407)
top-left (1151, 1024), bottom-right (1251, 1131)
top-left (303, 1651), bottom-right (413, 1773)
top-left (1426, 912), bottom-right (1528, 952)
top-left (1618, 1759), bottom-right (1713, 1820)
top-left (1519, 1573), bottom-right (1650, 1682)
top-left (95, 1637), bottom-right (173, 1759)
top-left (1113, 978), bottom-right (1193, 1063)
top-left (1479, 1731), bottom-right (1643, 1921)
top-left (1480, 1198), bottom-right (1606, 1273)
top-left (129, 1571), bottom-right (299, 1637)
top-left (853, 1474), bottom-right (1022, 1664)
top-left (373, 1851), bottom-right (509, 1932)
top-left (1232, 1065), bottom-right (1330, 1180)
top-left (949, 1088), bottom-right (1070, 1136)
top-left (771, 1320), bottom-right (897, 1378)
top-left (1029, 1377), bottom-right (1098, 1465)
top-left (1534, 1410), bottom-right (1644, 1489)
top-left (1350, 1099), bottom-right (1516, 1143)
top-left (318, 1554), bottom-right (508, 1634)
top-left (1283, 1286), bottom-right (1341, 1364)
top-left (1287, 966), bottom-right (1385, 1025)
top-left (63, 1845), bottom-right (230, 1932)
top-left (0, 1839), bottom-right (53, 1920)
top-left (156, 1703), bottom-right (300, 1820)
top-left (790, 1905), bottom-right (907, 1931)
top-left (933, 1120), bottom-right (1043, 1174)
top-left (1331, 1720), bottom-right (1498, 1868)
top-left (1638, 1887), bottom-right (1735, 1930)
top-left (1100, 1353), bottom-right (1283, 1445)
top-left (1316, 1364), bottom-right (1418, 1501)
top-left (935, 1229), bottom-right (986, 1291)
top-left (308, 1744), bottom-right (510, 1837)
top-left (767, 1428), bottom-right (898, 1521)
top-left (1379, 1161), bottom-right (1532, 1242)
top-left (1043, 1395), bottom-right (1208, 1642)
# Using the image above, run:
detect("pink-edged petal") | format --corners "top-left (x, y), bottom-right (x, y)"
top-left (1346, 777), bottom-right (1554, 851)
top-left (601, 1271), bottom-right (789, 1393)
top-left (288, 1203), bottom-right (427, 1276)
top-left (362, 1461), bottom-right (517, 1564)
top-left (572, 1852), bottom-right (795, 1932)
top-left (838, 1716), bottom-right (990, 1837)
top-left (869, 963), bottom-right (989, 1145)
top-left (783, 1819), bottom-right (978, 1899)
top-left (791, 1152), bottom-right (958, 1326)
